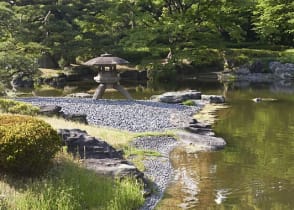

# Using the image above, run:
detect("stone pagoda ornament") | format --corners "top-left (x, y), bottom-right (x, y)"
top-left (83, 53), bottom-right (133, 100)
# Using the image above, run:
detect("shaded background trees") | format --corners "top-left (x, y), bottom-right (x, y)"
top-left (0, 0), bottom-right (293, 81)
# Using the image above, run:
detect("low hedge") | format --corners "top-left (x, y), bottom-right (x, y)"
top-left (0, 115), bottom-right (62, 175)
top-left (0, 98), bottom-right (39, 115)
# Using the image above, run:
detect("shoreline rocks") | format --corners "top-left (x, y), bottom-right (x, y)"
top-left (151, 91), bottom-right (225, 104)
top-left (57, 129), bottom-right (144, 181)
top-left (219, 61), bottom-right (294, 82)
top-left (151, 90), bottom-right (202, 103)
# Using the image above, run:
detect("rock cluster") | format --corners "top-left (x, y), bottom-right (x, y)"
top-left (269, 62), bottom-right (294, 80)
top-left (10, 72), bottom-right (34, 90)
top-left (151, 91), bottom-right (225, 104)
top-left (201, 94), bottom-right (226, 104)
top-left (220, 61), bottom-right (294, 82)
top-left (58, 129), bottom-right (143, 180)
top-left (180, 118), bottom-right (226, 151)
top-left (38, 104), bottom-right (88, 124)
top-left (151, 90), bottom-right (202, 103)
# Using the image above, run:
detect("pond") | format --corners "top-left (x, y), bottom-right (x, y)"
top-left (158, 83), bottom-right (294, 209)
top-left (13, 77), bottom-right (294, 209)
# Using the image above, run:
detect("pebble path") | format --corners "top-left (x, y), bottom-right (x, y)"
top-left (131, 136), bottom-right (179, 210)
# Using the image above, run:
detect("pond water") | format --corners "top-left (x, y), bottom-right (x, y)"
top-left (15, 77), bottom-right (294, 209)
top-left (158, 83), bottom-right (294, 209)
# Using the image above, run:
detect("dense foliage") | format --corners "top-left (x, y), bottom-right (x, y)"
top-left (0, 115), bottom-right (61, 175)
top-left (0, 0), bottom-right (293, 82)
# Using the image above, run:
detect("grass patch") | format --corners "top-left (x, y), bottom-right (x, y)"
top-left (123, 146), bottom-right (162, 171)
top-left (0, 152), bottom-right (144, 210)
top-left (37, 116), bottom-right (176, 170)
top-left (38, 116), bottom-right (177, 148)
top-left (38, 116), bottom-right (136, 148)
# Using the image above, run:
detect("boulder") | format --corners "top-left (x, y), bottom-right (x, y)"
top-left (85, 159), bottom-right (144, 180)
top-left (152, 90), bottom-right (202, 103)
top-left (177, 130), bottom-right (226, 151)
top-left (249, 60), bottom-right (265, 73)
top-left (38, 105), bottom-right (62, 116)
top-left (10, 73), bottom-right (34, 90)
top-left (269, 61), bottom-right (294, 80)
top-left (57, 129), bottom-right (144, 180)
top-left (58, 129), bottom-right (122, 159)
top-left (185, 120), bottom-right (214, 136)
top-left (269, 61), bottom-right (282, 72)
top-left (62, 113), bottom-right (88, 124)
top-left (201, 95), bottom-right (225, 104)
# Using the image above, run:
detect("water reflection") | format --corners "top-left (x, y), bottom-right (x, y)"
top-left (158, 84), bottom-right (294, 210)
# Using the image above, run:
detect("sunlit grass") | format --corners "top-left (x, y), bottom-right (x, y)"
top-left (37, 116), bottom-right (173, 170)
top-left (38, 116), bottom-right (136, 148)
top-left (0, 152), bottom-right (144, 210)
top-left (38, 115), bottom-right (177, 148)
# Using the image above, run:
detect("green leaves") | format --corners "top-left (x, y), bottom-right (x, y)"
top-left (253, 0), bottom-right (294, 44)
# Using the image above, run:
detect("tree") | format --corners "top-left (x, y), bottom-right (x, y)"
top-left (0, 1), bottom-right (42, 87)
top-left (253, 0), bottom-right (294, 45)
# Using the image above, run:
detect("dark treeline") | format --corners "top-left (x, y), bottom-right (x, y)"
top-left (0, 0), bottom-right (293, 80)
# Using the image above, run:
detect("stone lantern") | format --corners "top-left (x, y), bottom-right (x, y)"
top-left (83, 53), bottom-right (132, 100)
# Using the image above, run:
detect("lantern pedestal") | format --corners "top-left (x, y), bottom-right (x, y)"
top-left (92, 70), bottom-right (132, 100)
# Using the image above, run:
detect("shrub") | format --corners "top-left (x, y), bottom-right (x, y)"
top-left (0, 115), bottom-right (62, 175)
top-left (0, 98), bottom-right (39, 115)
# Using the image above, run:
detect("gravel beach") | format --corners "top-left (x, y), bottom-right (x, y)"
top-left (18, 97), bottom-right (206, 209)
top-left (19, 97), bottom-right (201, 132)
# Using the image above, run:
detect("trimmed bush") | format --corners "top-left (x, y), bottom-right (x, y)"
top-left (0, 98), bottom-right (39, 115)
top-left (0, 115), bottom-right (62, 175)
